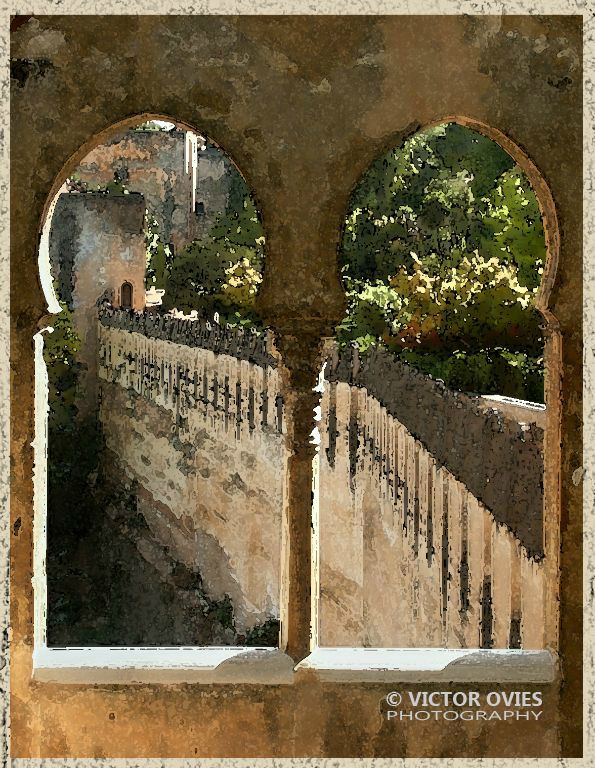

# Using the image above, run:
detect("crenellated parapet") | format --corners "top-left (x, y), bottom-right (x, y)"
top-left (95, 307), bottom-right (546, 648)
top-left (96, 312), bottom-right (286, 633)
top-left (318, 346), bottom-right (547, 649)
top-left (98, 305), bottom-right (277, 370)
top-left (98, 305), bottom-right (277, 369)
top-left (324, 343), bottom-right (544, 559)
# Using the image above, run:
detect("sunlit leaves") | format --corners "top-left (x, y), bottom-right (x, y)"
top-left (339, 122), bottom-right (547, 399)
top-left (151, 162), bottom-right (265, 324)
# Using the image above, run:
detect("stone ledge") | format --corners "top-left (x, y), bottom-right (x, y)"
top-left (296, 647), bottom-right (557, 684)
top-left (32, 646), bottom-right (295, 685)
top-left (98, 305), bottom-right (276, 369)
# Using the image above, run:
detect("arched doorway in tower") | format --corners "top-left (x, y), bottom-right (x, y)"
top-left (314, 120), bottom-right (559, 651)
top-left (36, 117), bottom-right (284, 648)
top-left (120, 281), bottom-right (133, 308)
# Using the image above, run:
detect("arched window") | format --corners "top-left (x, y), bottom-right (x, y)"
top-left (312, 120), bottom-right (559, 658)
top-left (34, 116), bottom-right (283, 661)
top-left (120, 281), bottom-right (133, 308)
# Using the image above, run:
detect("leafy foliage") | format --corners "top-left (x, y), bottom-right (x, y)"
top-left (396, 347), bottom-right (545, 402)
top-left (148, 162), bottom-right (265, 326)
top-left (43, 303), bottom-right (82, 431)
top-left (145, 214), bottom-right (172, 289)
top-left (43, 304), bottom-right (105, 546)
top-left (339, 123), bottom-right (546, 400)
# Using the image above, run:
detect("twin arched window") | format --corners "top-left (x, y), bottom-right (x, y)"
top-left (35, 115), bottom-right (559, 670)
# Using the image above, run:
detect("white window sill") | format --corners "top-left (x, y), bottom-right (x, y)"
top-left (32, 645), bottom-right (295, 684)
top-left (33, 646), bottom-right (557, 685)
top-left (295, 648), bottom-right (557, 683)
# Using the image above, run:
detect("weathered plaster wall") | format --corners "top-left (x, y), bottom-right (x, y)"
top-left (10, 14), bottom-right (582, 758)
top-left (326, 344), bottom-right (545, 557)
top-left (317, 379), bottom-right (546, 649)
top-left (96, 310), bottom-right (544, 648)
top-left (75, 129), bottom-right (232, 253)
top-left (97, 321), bottom-right (286, 632)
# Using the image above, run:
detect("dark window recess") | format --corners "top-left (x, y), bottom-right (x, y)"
top-left (194, 201), bottom-right (205, 216)
top-left (326, 406), bottom-right (338, 468)
top-left (509, 611), bottom-right (522, 649)
top-left (121, 282), bottom-right (133, 309)
top-left (275, 394), bottom-right (283, 434)
top-left (212, 374), bottom-right (219, 410)
top-left (235, 381), bottom-right (243, 440)
top-left (426, 470), bottom-right (434, 565)
top-left (480, 576), bottom-right (494, 649)
top-left (413, 451), bottom-right (420, 555)
top-left (261, 390), bottom-right (269, 427)
top-left (413, 495), bottom-right (420, 556)
top-left (441, 509), bottom-right (449, 618)
top-left (348, 416), bottom-right (359, 488)
top-left (248, 386), bottom-right (256, 432)
top-left (459, 543), bottom-right (470, 615)
top-left (223, 376), bottom-right (230, 420)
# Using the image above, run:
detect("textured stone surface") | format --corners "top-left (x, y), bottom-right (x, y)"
top-left (9, 12), bottom-right (583, 759)
top-left (327, 345), bottom-right (545, 557)
top-left (317, 379), bottom-right (546, 648)
top-left (47, 193), bottom-right (146, 411)
top-left (97, 324), bottom-right (286, 632)
top-left (74, 128), bottom-right (231, 254)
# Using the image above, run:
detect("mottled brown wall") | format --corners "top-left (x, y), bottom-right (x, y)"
top-left (97, 324), bottom-right (286, 632)
top-left (10, 14), bottom-right (582, 758)
top-left (317, 378), bottom-right (546, 650)
top-left (326, 345), bottom-right (545, 557)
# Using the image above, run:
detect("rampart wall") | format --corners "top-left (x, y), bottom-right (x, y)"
top-left (97, 308), bottom-right (545, 647)
top-left (97, 309), bottom-right (286, 633)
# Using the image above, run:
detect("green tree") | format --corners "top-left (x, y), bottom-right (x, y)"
top-left (145, 213), bottom-right (172, 289)
top-left (162, 239), bottom-right (229, 313)
top-left (43, 303), bottom-right (82, 430)
top-left (161, 164), bottom-right (265, 324)
top-left (339, 122), bottom-right (547, 400)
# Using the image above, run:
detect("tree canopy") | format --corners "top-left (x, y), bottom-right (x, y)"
top-left (146, 123), bottom-right (546, 399)
top-left (147, 163), bottom-right (264, 326)
top-left (338, 123), bottom-right (546, 400)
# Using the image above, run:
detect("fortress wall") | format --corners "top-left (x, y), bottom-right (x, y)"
top-left (97, 322), bottom-right (286, 633)
top-left (48, 193), bottom-right (146, 412)
top-left (97, 311), bottom-right (545, 646)
top-left (317, 376), bottom-right (546, 649)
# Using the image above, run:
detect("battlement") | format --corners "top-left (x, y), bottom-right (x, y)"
top-left (98, 305), bottom-right (277, 369)
top-left (325, 344), bottom-right (544, 557)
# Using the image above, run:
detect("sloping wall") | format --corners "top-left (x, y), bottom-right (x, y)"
top-left (317, 377), bottom-right (545, 649)
top-left (97, 315), bottom-right (286, 632)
